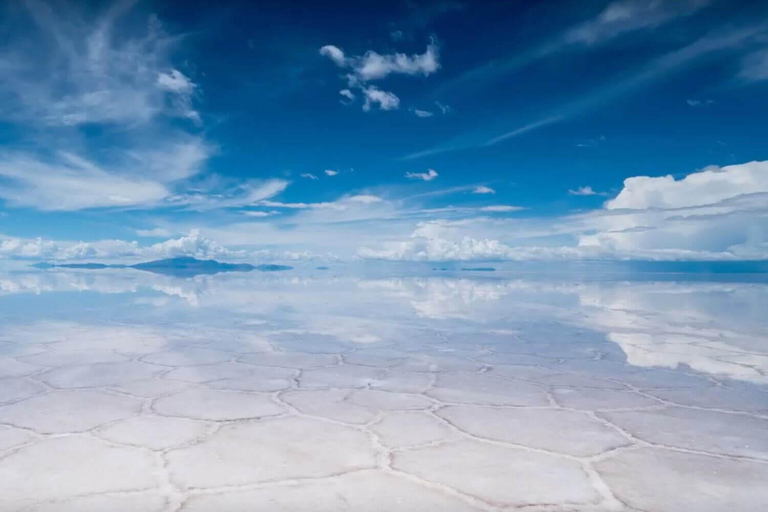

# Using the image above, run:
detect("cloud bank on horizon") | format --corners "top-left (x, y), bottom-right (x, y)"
top-left (0, 0), bottom-right (766, 263)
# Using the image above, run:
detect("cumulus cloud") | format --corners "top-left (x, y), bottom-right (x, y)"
top-left (358, 221), bottom-right (577, 262)
top-left (0, 230), bottom-right (242, 262)
top-left (569, 186), bottom-right (603, 196)
top-left (320, 41), bottom-right (440, 81)
top-left (320, 41), bottom-right (439, 112)
top-left (406, 169), bottom-right (438, 181)
top-left (324, 169), bottom-right (339, 176)
top-left (606, 161), bottom-right (768, 210)
top-left (362, 87), bottom-right (400, 111)
top-left (473, 186), bottom-right (496, 194)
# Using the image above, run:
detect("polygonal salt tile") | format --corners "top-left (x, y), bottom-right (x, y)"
top-left (0, 389), bottom-right (141, 434)
top-left (538, 372), bottom-right (628, 389)
top-left (25, 493), bottom-right (167, 512)
top-left (19, 350), bottom-right (129, 367)
top-left (299, 365), bottom-right (382, 389)
top-left (0, 425), bottom-right (36, 452)
top-left (617, 368), bottom-right (714, 389)
top-left (182, 469), bottom-right (482, 511)
top-left (270, 333), bottom-right (351, 354)
top-left (141, 348), bottom-right (231, 366)
top-left (394, 355), bottom-right (483, 373)
top-left (552, 387), bottom-right (659, 411)
top-left (438, 405), bottom-right (629, 457)
top-left (0, 358), bottom-right (42, 378)
top-left (167, 416), bottom-right (376, 488)
top-left (645, 386), bottom-right (768, 414)
top-left (0, 436), bottom-right (157, 509)
top-left (426, 373), bottom-right (549, 406)
top-left (200, 336), bottom-right (273, 354)
top-left (154, 388), bottom-right (285, 421)
top-left (164, 362), bottom-right (293, 392)
top-left (485, 364), bottom-right (562, 382)
top-left (371, 412), bottom-right (457, 449)
top-left (238, 351), bottom-right (338, 369)
top-left (478, 353), bottom-right (557, 366)
top-left (600, 407), bottom-right (768, 460)
top-left (370, 370), bottom-right (433, 393)
top-left (48, 329), bottom-right (167, 354)
top-left (96, 415), bottom-right (209, 450)
top-left (393, 440), bottom-right (599, 507)
top-left (280, 389), bottom-right (375, 424)
top-left (37, 361), bottom-right (162, 389)
top-left (342, 349), bottom-right (407, 368)
top-left (595, 447), bottom-right (768, 512)
top-left (110, 378), bottom-right (191, 398)
top-left (0, 378), bottom-right (47, 404)
top-left (348, 389), bottom-right (432, 411)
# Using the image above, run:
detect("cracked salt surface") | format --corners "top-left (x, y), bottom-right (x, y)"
top-left (1, 270), bottom-right (767, 511)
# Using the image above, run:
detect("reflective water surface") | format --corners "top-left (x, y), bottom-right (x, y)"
top-left (1, 267), bottom-right (767, 511)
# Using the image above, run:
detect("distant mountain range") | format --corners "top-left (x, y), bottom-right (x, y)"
top-left (32, 257), bottom-right (293, 277)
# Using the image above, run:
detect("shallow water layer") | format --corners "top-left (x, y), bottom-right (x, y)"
top-left (1, 268), bottom-right (767, 511)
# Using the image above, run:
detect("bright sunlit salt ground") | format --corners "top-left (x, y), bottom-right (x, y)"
top-left (1, 264), bottom-right (767, 512)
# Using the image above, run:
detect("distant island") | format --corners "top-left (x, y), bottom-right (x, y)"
top-left (32, 257), bottom-right (293, 277)
top-left (460, 267), bottom-right (496, 272)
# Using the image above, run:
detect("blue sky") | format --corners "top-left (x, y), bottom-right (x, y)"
top-left (0, 0), bottom-right (767, 262)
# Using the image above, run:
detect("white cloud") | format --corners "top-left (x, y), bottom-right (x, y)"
top-left (157, 69), bottom-right (195, 94)
top-left (339, 89), bottom-right (355, 103)
top-left (136, 228), bottom-right (172, 237)
top-left (566, 0), bottom-right (713, 45)
top-left (0, 3), bottom-right (200, 127)
top-left (569, 186), bottom-right (600, 196)
top-left (301, 173), bottom-right (319, 180)
top-left (606, 161), bottom-right (768, 210)
top-left (174, 179), bottom-right (290, 211)
top-left (324, 169), bottom-right (339, 176)
top-left (0, 150), bottom-right (169, 211)
top-left (362, 86), bottom-right (400, 111)
top-left (479, 205), bottom-right (525, 212)
top-left (358, 221), bottom-right (577, 262)
top-left (473, 186), bottom-right (495, 194)
top-left (413, 109), bottom-right (434, 118)
top-left (435, 101), bottom-right (452, 114)
top-left (320, 41), bottom-right (440, 82)
top-left (406, 169), bottom-right (438, 181)
top-left (320, 41), bottom-right (439, 111)
top-left (319, 45), bottom-right (347, 66)
top-left (241, 211), bottom-right (277, 217)
top-left (0, 230), bottom-right (242, 262)
top-left (739, 49), bottom-right (768, 82)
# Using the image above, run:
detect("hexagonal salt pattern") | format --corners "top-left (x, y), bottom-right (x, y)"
top-left (182, 470), bottom-right (483, 511)
top-left (1, 275), bottom-right (767, 511)
top-left (166, 416), bottom-right (377, 488)
top-left (0, 389), bottom-right (141, 434)
top-left (0, 436), bottom-right (158, 510)
top-left (393, 440), bottom-right (600, 507)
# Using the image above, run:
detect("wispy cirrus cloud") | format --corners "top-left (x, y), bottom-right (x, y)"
top-left (0, 1), bottom-right (282, 213)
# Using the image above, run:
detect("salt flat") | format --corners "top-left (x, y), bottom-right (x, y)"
top-left (1, 269), bottom-right (767, 511)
